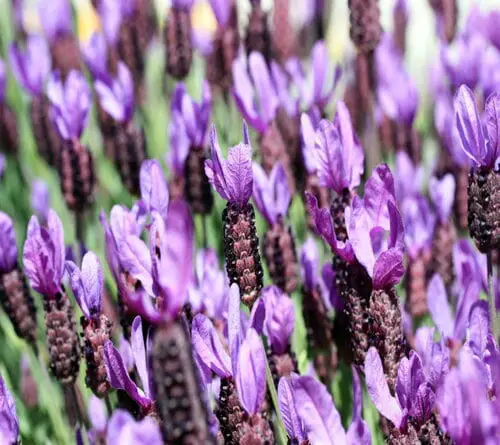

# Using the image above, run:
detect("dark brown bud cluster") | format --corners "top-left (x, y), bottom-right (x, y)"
top-left (50, 35), bottom-right (83, 80)
top-left (152, 321), bottom-right (216, 444)
top-left (0, 103), bottom-right (19, 154)
top-left (31, 96), bottom-right (63, 166)
top-left (405, 252), bottom-right (431, 318)
top-left (184, 148), bottom-right (214, 215)
top-left (164, 6), bottom-right (193, 80)
top-left (206, 5), bottom-right (240, 92)
top-left (81, 314), bottom-right (113, 398)
top-left (428, 0), bottom-right (458, 43)
top-left (0, 266), bottom-right (37, 346)
top-left (368, 287), bottom-right (406, 391)
top-left (246, 2), bottom-right (271, 62)
top-left (432, 222), bottom-right (456, 289)
top-left (454, 166), bottom-right (469, 231)
top-left (223, 202), bottom-right (264, 307)
top-left (267, 345), bottom-right (297, 388)
top-left (468, 168), bottom-right (500, 253)
top-left (112, 123), bottom-right (147, 196)
top-left (330, 189), bottom-right (351, 243)
top-left (216, 378), bottom-right (274, 445)
top-left (272, 0), bottom-right (297, 63)
top-left (58, 139), bottom-right (96, 212)
top-left (348, 0), bottom-right (382, 53)
top-left (395, 124), bottom-right (421, 165)
top-left (260, 120), bottom-right (295, 192)
top-left (43, 291), bottom-right (81, 385)
top-left (387, 413), bottom-right (452, 445)
top-left (263, 221), bottom-right (298, 294)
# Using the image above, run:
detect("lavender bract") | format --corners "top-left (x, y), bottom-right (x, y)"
top-left (0, 374), bottom-right (19, 445)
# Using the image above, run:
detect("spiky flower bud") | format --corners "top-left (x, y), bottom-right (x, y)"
top-left (0, 266), bottom-right (38, 346)
top-left (51, 35), bottom-right (83, 80)
top-left (245, 1), bottom-right (271, 62)
top-left (164, 3), bottom-right (193, 80)
top-left (432, 222), bottom-right (456, 288)
top-left (405, 253), bottom-right (430, 318)
top-left (223, 203), bottom-right (264, 307)
top-left (184, 149), bottom-right (214, 215)
top-left (59, 140), bottom-right (96, 212)
top-left (272, 0), bottom-right (297, 63)
top-left (152, 321), bottom-right (216, 444)
top-left (44, 291), bottom-right (81, 384)
top-left (454, 166), bottom-right (469, 231)
top-left (31, 96), bottom-right (63, 166)
top-left (348, 0), bottom-right (382, 54)
top-left (388, 413), bottom-right (452, 445)
top-left (468, 168), bottom-right (500, 253)
top-left (82, 314), bottom-right (112, 398)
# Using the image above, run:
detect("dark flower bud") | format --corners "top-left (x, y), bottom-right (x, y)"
top-left (184, 148), bottom-right (213, 215)
top-left (152, 321), bottom-right (216, 444)
top-left (267, 346), bottom-right (297, 388)
top-left (31, 96), bottom-right (63, 166)
top-left (58, 140), bottom-right (96, 212)
top-left (0, 103), bottom-right (19, 154)
top-left (51, 35), bottom-right (83, 80)
top-left (468, 168), bottom-right (500, 253)
top-left (164, 6), bottom-right (193, 80)
top-left (405, 253), bottom-right (430, 318)
top-left (223, 202), bottom-right (264, 307)
top-left (454, 166), bottom-right (469, 231)
top-left (82, 314), bottom-right (113, 398)
top-left (245, 1), bottom-right (271, 62)
top-left (348, 0), bottom-right (382, 54)
top-left (272, 0), bottom-right (297, 63)
top-left (431, 222), bottom-right (456, 289)
top-left (20, 355), bottom-right (38, 408)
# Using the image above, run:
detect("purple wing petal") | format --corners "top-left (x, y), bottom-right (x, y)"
top-left (88, 395), bottom-right (108, 432)
top-left (278, 376), bottom-right (306, 442)
top-left (314, 119), bottom-right (345, 192)
top-left (249, 52), bottom-right (278, 127)
top-left (228, 283), bottom-right (242, 374)
top-left (205, 126), bottom-right (230, 200)
top-left (140, 160), bottom-right (169, 219)
top-left (300, 237), bottom-right (319, 292)
top-left (455, 84), bottom-right (486, 166)
top-left (372, 248), bottom-right (405, 289)
top-left (66, 260), bottom-right (90, 318)
top-left (0, 212), bottom-right (18, 273)
top-left (235, 328), bottom-right (267, 415)
top-left (80, 252), bottom-right (103, 317)
top-left (130, 316), bottom-right (151, 397)
top-left (208, 0), bottom-right (230, 26)
top-left (427, 274), bottom-right (454, 339)
top-left (249, 297), bottom-right (266, 334)
top-left (271, 162), bottom-right (292, 219)
top-left (119, 234), bottom-right (153, 296)
top-left (429, 175), bottom-right (456, 222)
top-left (252, 162), bottom-right (275, 225)
top-left (0, 373), bottom-right (19, 444)
top-left (225, 143), bottom-right (253, 205)
top-left (412, 383), bottom-right (435, 423)
top-left (466, 300), bottom-right (490, 357)
top-left (484, 92), bottom-right (500, 168)
top-left (47, 209), bottom-right (65, 285)
top-left (453, 280), bottom-right (480, 341)
top-left (39, 0), bottom-right (72, 42)
top-left (365, 347), bottom-right (404, 428)
top-left (191, 314), bottom-right (232, 377)
top-left (293, 375), bottom-right (346, 445)
top-left (103, 341), bottom-right (152, 408)
top-left (363, 164), bottom-right (396, 228)
top-left (347, 367), bottom-right (371, 445)
top-left (396, 352), bottom-right (425, 413)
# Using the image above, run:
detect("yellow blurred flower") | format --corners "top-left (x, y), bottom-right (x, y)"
top-left (76, 0), bottom-right (101, 44)
top-left (191, 0), bottom-right (217, 35)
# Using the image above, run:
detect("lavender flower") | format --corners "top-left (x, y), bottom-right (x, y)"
top-left (87, 395), bottom-right (108, 443)
top-left (9, 35), bottom-right (51, 96)
top-left (98, 0), bottom-right (122, 47)
top-left (365, 347), bottom-right (442, 441)
top-left (38, 0), bottom-right (73, 43)
top-left (82, 32), bottom-right (109, 79)
top-left (413, 326), bottom-right (449, 389)
top-left (0, 374), bottom-right (19, 445)
top-left (394, 152), bottom-right (424, 203)
top-left (30, 179), bottom-right (50, 224)
top-left (106, 409), bottom-right (163, 444)
top-left (104, 315), bottom-right (154, 410)
top-left (47, 70), bottom-right (91, 141)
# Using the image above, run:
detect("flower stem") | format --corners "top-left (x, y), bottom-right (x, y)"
top-left (487, 251), bottom-right (499, 339)
top-left (264, 359), bottom-right (287, 445)
top-left (105, 395), bottom-right (113, 415)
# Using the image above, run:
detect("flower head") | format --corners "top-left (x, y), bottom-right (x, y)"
top-left (0, 373), bottom-right (19, 445)
top-left (95, 62), bottom-right (135, 123)
top-left (346, 165), bottom-right (405, 289)
top-left (455, 84), bottom-right (500, 170)
top-left (429, 174), bottom-right (455, 223)
top-left (205, 124), bottom-right (254, 205)
top-left (252, 162), bottom-right (291, 225)
top-left (260, 286), bottom-right (294, 355)
top-left (39, 0), bottom-right (73, 42)
top-left (104, 316), bottom-right (154, 409)
top-left (82, 32), bottom-right (109, 79)
top-left (0, 212), bottom-right (19, 274)
top-left (9, 35), bottom-right (51, 96)
top-left (66, 251), bottom-right (104, 320)
top-left (365, 347), bottom-right (435, 431)
top-left (106, 409), bottom-right (163, 445)
top-left (232, 52), bottom-right (279, 134)
top-left (401, 195), bottom-right (435, 259)
top-left (23, 210), bottom-right (65, 297)
top-left (47, 70), bottom-right (91, 140)
top-left (311, 103), bottom-right (364, 193)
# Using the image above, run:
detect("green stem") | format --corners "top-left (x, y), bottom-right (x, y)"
top-left (265, 359), bottom-right (288, 445)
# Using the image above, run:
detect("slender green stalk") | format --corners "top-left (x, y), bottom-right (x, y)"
top-left (265, 359), bottom-right (288, 445)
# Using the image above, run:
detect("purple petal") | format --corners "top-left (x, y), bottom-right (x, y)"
top-left (293, 375), bottom-right (346, 445)
top-left (301, 113), bottom-right (319, 173)
top-left (252, 162), bottom-right (276, 225)
top-left (130, 316), bottom-right (151, 397)
top-left (300, 237), bottom-right (319, 292)
top-left (314, 119), bottom-right (345, 192)
top-left (107, 410), bottom-right (163, 445)
top-left (140, 160), bottom-right (169, 219)
top-left (235, 328), bottom-right (267, 415)
top-left (396, 352), bottom-right (425, 413)
top-left (365, 347), bottom-right (404, 428)
top-left (39, 0), bottom-right (72, 42)
top-left (0, 374), bottom-right (19, 444)
top-left (119, 337), bottom-right (135, 372)
top-left (261, 286), bottom-right (295, 354)
top-left (66, 260), bottom-right (90, 318)
top-left (82, 32), bottom-right (108, 78)
top-left (271, 162), bottom-right (292, 219)
top-left (347, 367), bottom-right (372, 444)
top-left (31, 179), bottom-right (50, 224)
top-left (103, 341), bottom-right (152, 408)
top-left (249, 298), bottom-right (266, 334)
top-left (191, 314), bottom-right (232, 378)
top-left (205, 126), bottom-right (230, 200)
top-left (455, 84), bottom-right (487, 167)
top-left (224, 142), bottom-right (254, 206)
top-left (467, 300), bottom-right (490, 357)
top-left (208, 0), bottom-right (230, 26)
top-left (453, 280), bottom-right (480, 341)
top-left (119, 234), bottom-right (153, 295)
top-left (412, 383), bottom-right (435, 422)
top-left (228, 283), bottom-right (242, 374)
top-left (249, 52), bottom-right (279, 127)
top-left (372, 248), bottom-right (404, 289)
top-left (351, 366), bottom-right (363, 420)
top-left (0, 212), bottom-right (18, 273)
top-left (88, 395), bottom-right (107, 432)
top-left (429, 175), bottom-right (456, 222)
top-left (168, 111), bottom-right (190, 176)
top-left (427, 274), bottom-right (454, 339)
top-left (81, 251), bottom-right (103, 317)
top-left (278, 376), bottom-right (306, 442)
top-left (484, 91), bottom-right (500, 168)
top-left (363, 164), bottom-right (396, 228)
top-left (47, 210), bottom-right (65, 283)
top-left (99, 0), bottom-right (123, 45)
